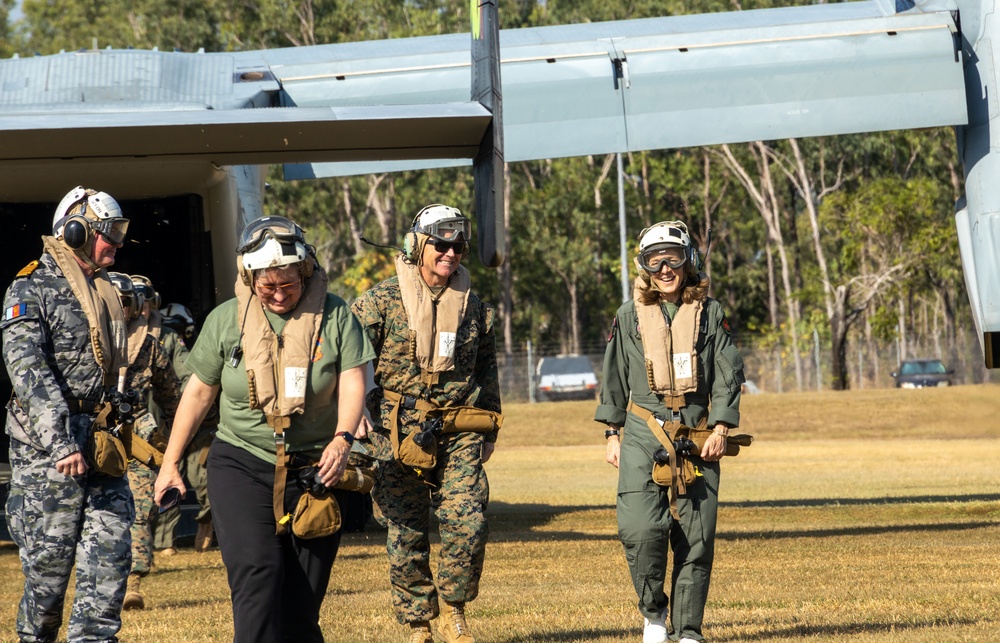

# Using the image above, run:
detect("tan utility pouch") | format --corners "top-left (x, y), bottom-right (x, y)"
top-left (291, 491), bottom-right (342, 539)
top-left (130, 435), bottom-right (164, 468)
top-left (86, 403), bottom-right (130, 477)
top-left (440, 407), bottom-right (504, 433)
top-left (398, 432), bottom-right (437, 469)
top-left (87, 429), bottom-right (129, 477)
top-left (652, 457), bottom-right (697, 488)
top-left (332, 467), bottom-right (375, 493)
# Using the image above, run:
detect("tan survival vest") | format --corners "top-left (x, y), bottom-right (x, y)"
top-left (235, 265), bottom-right (328, 533)
top-left (394, 254), bottom-right (471, 385)
top-left (42, 236), bottom-right (128, 387)
top-left (633, 277), bottom-right (703, 411)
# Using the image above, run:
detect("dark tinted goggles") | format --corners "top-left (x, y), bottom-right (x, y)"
top-left (237, 218), bottom-right (303, 254)
top-left (92, 218), bottom-right (129, 245)
top-left (133, 283), bottom-right (154, 301)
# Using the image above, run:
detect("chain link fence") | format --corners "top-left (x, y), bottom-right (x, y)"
top-left (497, 328), bottom-right (992, 403)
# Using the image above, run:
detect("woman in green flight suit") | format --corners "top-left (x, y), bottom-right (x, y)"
top-left (595, 220), bottom-right (745, 643)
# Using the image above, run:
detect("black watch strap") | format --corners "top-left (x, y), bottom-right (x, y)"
top-left (604, 428), bottom-right (620, 439)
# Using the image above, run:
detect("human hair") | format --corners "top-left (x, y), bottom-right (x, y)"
top-left (634, 261), bottom-right (710, 305)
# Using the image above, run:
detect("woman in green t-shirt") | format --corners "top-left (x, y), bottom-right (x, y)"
top-left (153, 217), bottom-right (374, 642)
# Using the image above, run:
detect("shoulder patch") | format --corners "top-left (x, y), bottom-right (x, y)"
top-left (16, 261), bottom-right (39, 278)
top-left (3, 303), bottom-right (27, 322)
top-left (721, 315), bottom-right (732, 335)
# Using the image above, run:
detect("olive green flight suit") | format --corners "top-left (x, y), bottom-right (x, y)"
top-left (596, 297), bottom-right (744, 642)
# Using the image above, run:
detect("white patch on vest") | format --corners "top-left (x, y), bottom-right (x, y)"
top-left (285, 367), bottom-right (307, 398)
top-left (673, 353), bottom-right (693, 379)
top-left (438, 332), bottom-right (457, 358)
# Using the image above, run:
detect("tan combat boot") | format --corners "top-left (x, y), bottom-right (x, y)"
top-left (407, 621), bottom-right (434, 643)
top-left (436, 602), bottom-right (475, 643)
top-left (122, 573), bottom-right (145, 610)
top-left (194, 521), bottom-right (215, 552)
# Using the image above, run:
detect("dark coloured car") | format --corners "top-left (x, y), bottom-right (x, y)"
top-left (891, 359), bottom-right (954, 388)
top-left (536, 355), bottom-right (599, 401)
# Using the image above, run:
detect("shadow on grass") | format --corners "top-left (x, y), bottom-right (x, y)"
top-left (496, 627), bottom-right (634, 642)
top-left (718, 519), bottom-right (998, 541)
top-left (724, 492), bottom-right (1000, 509)
top-left (715, 616), bottom-right (988, 641)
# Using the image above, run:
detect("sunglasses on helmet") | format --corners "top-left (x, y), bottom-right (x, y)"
top-left (639, 246), bottom-right (688, 273)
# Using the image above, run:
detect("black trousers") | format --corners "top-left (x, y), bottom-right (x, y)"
top-left (208, 440), bottom-right (343, 643)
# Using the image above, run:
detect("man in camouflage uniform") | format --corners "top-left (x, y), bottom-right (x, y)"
top-left (109, 274), bottom-right (182, 611)
top-left (2, 186), bottom-right (133, 643)
top-left (352, 204), bottom-right (501, 643)
top-left (148, 301), bottom-right (217, 554)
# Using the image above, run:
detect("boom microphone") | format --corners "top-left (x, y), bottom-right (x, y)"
top-left (360, 236), bottom-right (404, 253)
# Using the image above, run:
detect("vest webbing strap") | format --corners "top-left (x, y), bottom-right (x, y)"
top-left (381, 389), bottom-right (500, 464)
top-left (269, 414), bottom-right (292, 535)
top-left (627, 401), bottom-right (683, 520)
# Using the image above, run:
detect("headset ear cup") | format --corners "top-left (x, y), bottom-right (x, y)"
top-left (403, 232), bottom-right (418, 261)
top-left (62, 217), bottom-right (90, 250)
top-left (239, 262), bottom-right (251, 286)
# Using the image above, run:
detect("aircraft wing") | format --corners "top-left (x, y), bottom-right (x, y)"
top-left (272, 0), bottom-right (966, 179)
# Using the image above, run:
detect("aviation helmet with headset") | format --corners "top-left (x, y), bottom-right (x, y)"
top-left (108, 271), bottom-right (140, 321)
top-left (403, 204), bottom-right (471, 265)
top-left (131, 274), bottom-right (159, 311)
top-left (237, 216), bottom-right (315, 287)
top-left (637, 220), bottom-right (700, 274)
top-left (52, 186), bottom-right (129, 251)
top-left (160, 302), bottom-right (196, 341)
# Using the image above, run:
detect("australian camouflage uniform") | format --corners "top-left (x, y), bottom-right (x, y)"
top-left (351, 275), bottom-right (501, 625)
top-left (125, 329), bottom-right (182, 577)
top-left (2, 251), bottom-right (134, 643)
top-left (596, 294), bottom-right (745, 643)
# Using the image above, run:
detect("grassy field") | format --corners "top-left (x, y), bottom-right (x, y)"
top-left (2, 385), bottom-right (999, 642)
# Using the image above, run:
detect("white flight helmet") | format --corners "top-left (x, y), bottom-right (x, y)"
top-left (237, 216), bottom-right (313, 284)
top-left (160, 302), bottom-right (196, 340)
top-left (637, 220), bottom-right (696, 273)
top-left (52, 186), bottom-right (128, 249)
top-left (413, 204), bottom-right (470, 242)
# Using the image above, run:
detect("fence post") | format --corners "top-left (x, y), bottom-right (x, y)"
top-left (527, 340), bottom-right (536, 403)
top-left (813, 328), bottom-right (821, 392)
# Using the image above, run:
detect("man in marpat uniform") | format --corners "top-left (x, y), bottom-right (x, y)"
top-left (352, 204), bottom-right (502, 643)
top-left (109, 274), bottom-right (182, 611)
top-left (2, 186), bottom-right (133, 642)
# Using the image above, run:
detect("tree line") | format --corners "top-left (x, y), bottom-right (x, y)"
top-left (2, 0), bottom-right (980, 389)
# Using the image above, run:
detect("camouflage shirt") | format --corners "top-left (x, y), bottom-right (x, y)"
top-left (1, 252), bottom-right (109, 461)
top-left (351, 275), bottom-right (501, 441)
top-left (125, 332), bottom-right (182, 442)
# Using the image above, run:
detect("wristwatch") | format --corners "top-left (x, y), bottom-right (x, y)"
top-left (604, 428), bottom-right (620, 440)
top-left (334, 431), bottom-right (356, 446)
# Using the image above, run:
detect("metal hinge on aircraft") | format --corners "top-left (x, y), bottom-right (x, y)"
top-left (611, 57), bottom-right (630, 90)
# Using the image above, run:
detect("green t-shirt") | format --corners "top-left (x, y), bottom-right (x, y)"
top-left (186, 294), bottom-right (375, 464)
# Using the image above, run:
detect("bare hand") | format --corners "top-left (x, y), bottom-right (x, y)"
top-left (605, 435), bottom-right (621, 468)
top-left (356, 415), bottom-right (373, 440)
top-left (318, 436), bottom-right (351, 487)
top-left (700, 430), bottom-right (727, 462)
top-left (154, 465), bottom-right (187, 507)
top-left (55, 451), bottom-right (88, 476)
top-left (482, 441), bottom-right (496, 464)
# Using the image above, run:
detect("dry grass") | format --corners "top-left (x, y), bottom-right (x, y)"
top-left (2, 385), bottom-right (999, 642)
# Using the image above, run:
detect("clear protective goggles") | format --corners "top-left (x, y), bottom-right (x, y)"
top-left (132, 282), bottom-right (154, 303)
top-left (638, 244), bottom-right (688, 273)
top-left (418, 216), bottom-right (470, 243)
top-left (92, 218), bottom-right (129, 246)
top-left (237, 217), bottom-right (305, 255)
